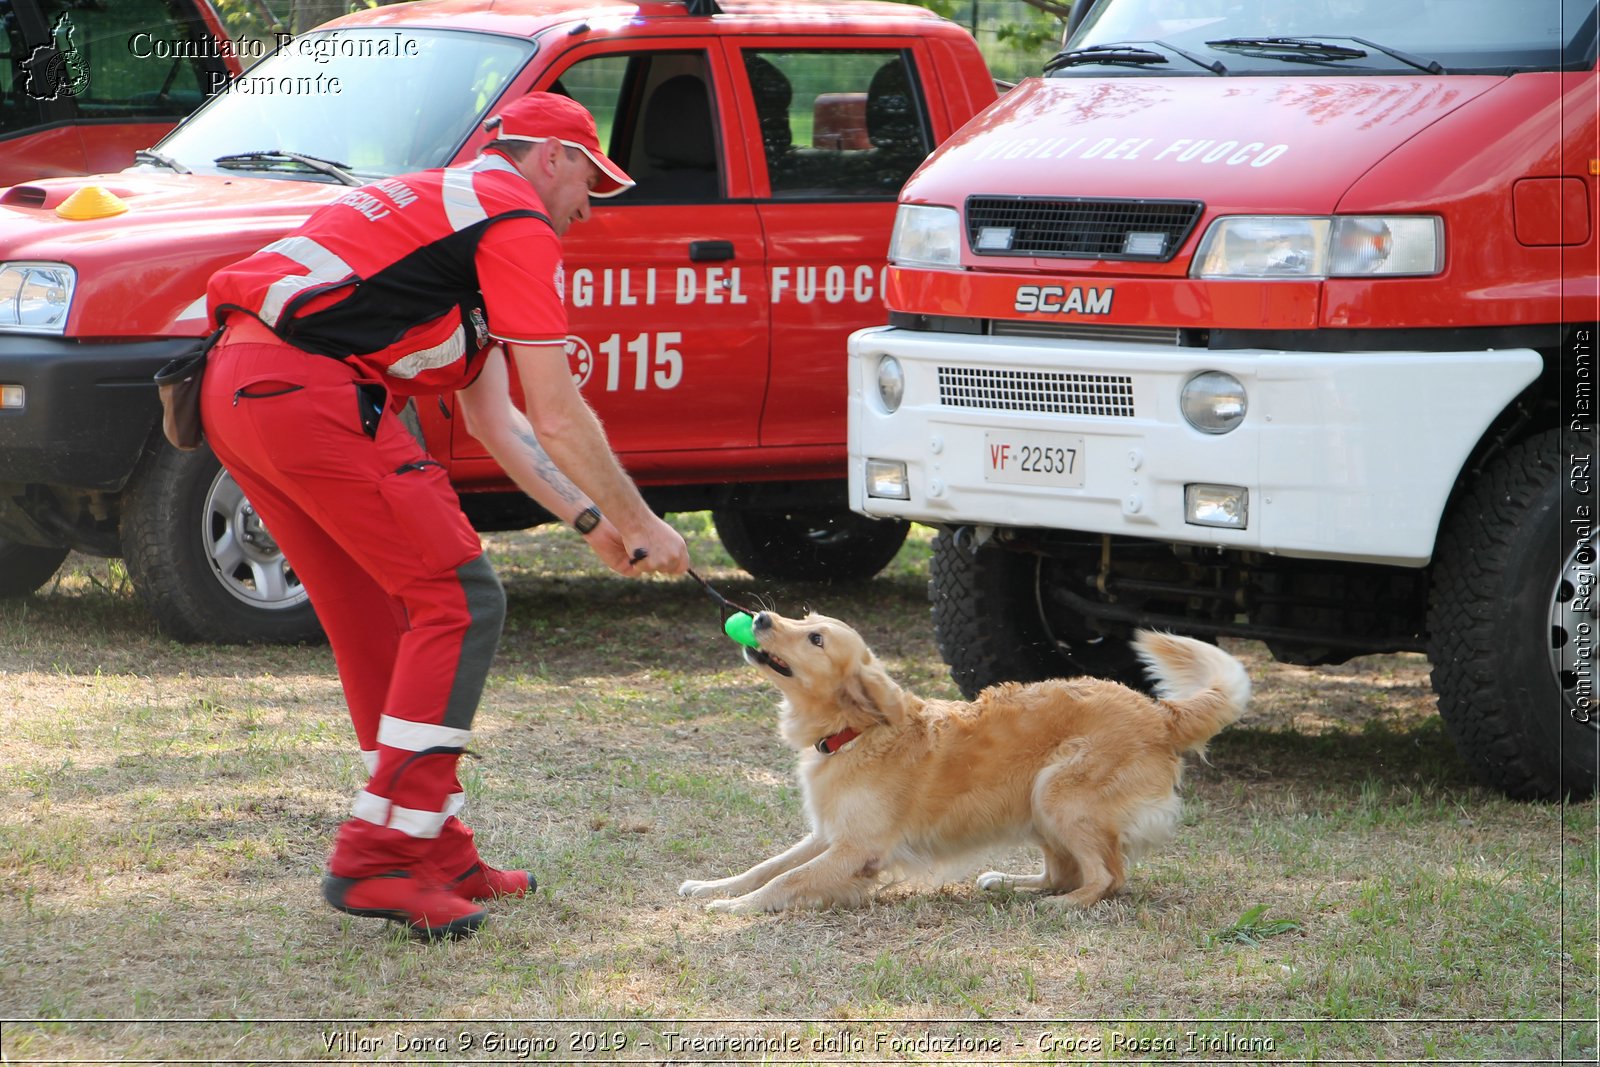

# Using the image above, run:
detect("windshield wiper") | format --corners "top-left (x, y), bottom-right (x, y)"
top-left (1046, 41), bottom-right (1226, 76)
top-left (1347, 36), bottom-right (1445, 74)
top-left (214, 150), bottom-right (362, 186)
top-left (1207, 35), bottom-right (1443, 74)
top-left (135, 149), bottom-right (190, 174)
top-left (1045, 45), bottom-right (1168, 73)
top-left (1207, 36), bottom-right (1369, 61)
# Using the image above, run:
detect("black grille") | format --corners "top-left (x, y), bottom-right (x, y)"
top-left (966, 196), bottom-right (1203, 262)
top-left (938, 367), bottom-right (1135, 418)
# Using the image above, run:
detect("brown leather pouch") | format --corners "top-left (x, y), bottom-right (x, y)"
top-left (153, 329), bottom-right (222, 451)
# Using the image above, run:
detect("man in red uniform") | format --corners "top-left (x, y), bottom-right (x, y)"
top-left (201, 93), bottom-right (690, 940)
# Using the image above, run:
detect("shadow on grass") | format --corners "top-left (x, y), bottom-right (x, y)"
top-left (495, 569), bottom-right (935, 677)
top-left (1203, 714), bottom-right (1479, 796)
top-left (2, 583), bottom-right (157, 639)
top-left (6, 548), bottom-right (934, 680)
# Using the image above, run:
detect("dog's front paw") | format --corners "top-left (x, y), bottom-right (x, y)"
top-left (678, 879), bottom-right (721, 898)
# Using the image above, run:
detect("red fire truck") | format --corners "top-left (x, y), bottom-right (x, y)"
top-left (0, 0), bottom-right (995, 643)
top-left (849, 0), bottom-right (1598, 798)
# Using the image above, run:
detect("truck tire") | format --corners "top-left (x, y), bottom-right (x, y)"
top-left (928, 529), bottom-right (1144, 699)
top-left (712, 508), bottom-right (909, 582)
top-left (0, 539), bottom-right (69, 597)
top-left (122, 445), bottom-right (323, 644)
top-left (1427, 429), bottom-right (1597, 800)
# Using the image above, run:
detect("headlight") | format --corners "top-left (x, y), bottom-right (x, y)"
top-left (1185, 484), bottom-right (1249, 529)
top-left (889, 204), bottom-right (962, 268)
top-left (875, 354), bottom-right (904, 413)
top-left (1328, 217), bottom-right (1441, 275)
top-left (1193, 216), bottom-right (1441, 279)
top-left (1180, 370), bottom-right (1247, 434)
top-left (0, 262), bottom-right (76, 333)
top-left (864, 459), bottom-right (909, 500)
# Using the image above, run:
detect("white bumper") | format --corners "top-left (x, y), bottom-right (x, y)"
top-left (847, 328), bottom-right (1542, 566)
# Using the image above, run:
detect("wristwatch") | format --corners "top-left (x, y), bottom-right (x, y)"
top-left (572, 505), bottom-right (602, 535)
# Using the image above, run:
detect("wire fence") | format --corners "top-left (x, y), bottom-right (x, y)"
top-left (930, 0), bottom-right (1072, 83)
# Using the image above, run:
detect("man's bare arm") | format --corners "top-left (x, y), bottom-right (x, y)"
top-left (458, 344), bottom-right (688, 575)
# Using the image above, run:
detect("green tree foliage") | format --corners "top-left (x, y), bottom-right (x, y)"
top-left (215, 0), bottom-right (395, 37)
top-left (213, 0), bottom-right (281, 38)
top-left (910, 0), bottom-right (1071, 82)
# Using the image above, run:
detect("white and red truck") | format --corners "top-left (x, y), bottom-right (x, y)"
top-left (849, 0), bottom-right (1598, 799)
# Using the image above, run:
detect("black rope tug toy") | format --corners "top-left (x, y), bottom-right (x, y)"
top-left (687, 567), bottom-right (761, 648)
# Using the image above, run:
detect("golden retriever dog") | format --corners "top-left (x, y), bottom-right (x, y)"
top-left (679, 613), bottom-right (1249, 913)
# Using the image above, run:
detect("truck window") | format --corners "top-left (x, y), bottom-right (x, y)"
top-left (556, 50), bottom-right (723, 203)
top-left (0, 1), bottom-right (51, 136)
top-left (36, 0), bottom-right (220, 119)
top-left (742, 49), bottom-right (931, 199)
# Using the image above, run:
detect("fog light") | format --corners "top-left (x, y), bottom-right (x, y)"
top-left (0, 384), bottom-right (23, 410)
top-left (1180, 371), bottom-right (1247, 434)
top-left (865, 459), bottom-right (909, 500)
top-left (876, 355), bottom-right (904, 413)
top-left (1186, 484), bottom-right (1248, 529)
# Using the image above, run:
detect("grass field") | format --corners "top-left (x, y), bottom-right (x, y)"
top-left (1, 517), bottom-right (1595, 1064)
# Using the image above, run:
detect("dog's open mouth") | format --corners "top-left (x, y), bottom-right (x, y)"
top-left (743, 645), bottom-right (793, 677)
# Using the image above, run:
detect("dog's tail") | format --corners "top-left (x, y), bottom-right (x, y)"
top-left (1131, 630), bottom-right (1250, 754)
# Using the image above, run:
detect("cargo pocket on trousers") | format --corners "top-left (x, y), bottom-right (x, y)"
top-left (374, 459), bottom-right (483, 576)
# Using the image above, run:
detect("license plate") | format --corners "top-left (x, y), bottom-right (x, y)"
top-left (983, 431), bottom-right (1086, 488)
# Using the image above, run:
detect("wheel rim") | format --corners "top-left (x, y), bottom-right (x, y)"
top-left (203, 469), bottom-right (310, 611)
top-left (1549, 540), bottom-right (1597, 730)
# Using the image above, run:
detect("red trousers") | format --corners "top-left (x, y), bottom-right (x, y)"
top-left (200, 327), bottom-right (506, 877)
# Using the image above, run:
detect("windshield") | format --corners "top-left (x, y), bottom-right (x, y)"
top-left (1063, 0), bottom-right (1598, 75)
top-left (153, 29), bottom-right (535, 180)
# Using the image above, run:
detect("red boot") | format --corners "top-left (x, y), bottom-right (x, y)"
top-left (322, 868), bottom-right (487, 941)
top-left (449, 861), bottom-right (534, 901)
top-left (434, 817), bottom-right (534, 901)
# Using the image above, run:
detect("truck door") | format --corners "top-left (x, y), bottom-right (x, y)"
top-left (454, 41), bottom-right (768, 465)
top-left (728, 42), bottom-right (937, 448)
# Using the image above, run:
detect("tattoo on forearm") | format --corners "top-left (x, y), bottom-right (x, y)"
top-left (515, 425), bottom-right (583, 507)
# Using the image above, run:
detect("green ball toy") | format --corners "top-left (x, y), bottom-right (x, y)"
top-left (723, 612), bottom-right (759, 648)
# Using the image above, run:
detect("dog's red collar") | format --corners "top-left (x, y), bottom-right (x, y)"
top-left (815, 727), bottom-right (860, 754)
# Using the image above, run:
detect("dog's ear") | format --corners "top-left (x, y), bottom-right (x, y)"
top-left (839, 656), bottom-right (904, 727)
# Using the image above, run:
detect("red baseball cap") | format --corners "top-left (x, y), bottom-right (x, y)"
top-left (483, 92), bottom-right (634, 198)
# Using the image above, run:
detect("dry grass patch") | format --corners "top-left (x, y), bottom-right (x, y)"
top-left (1, 518), bottom-right (1594, 1064)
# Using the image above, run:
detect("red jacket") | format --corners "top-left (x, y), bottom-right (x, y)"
top-left (207, 153), bottom-right (557, 396)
